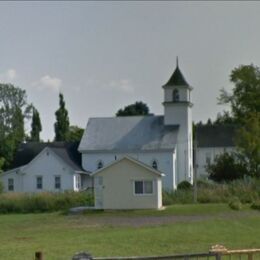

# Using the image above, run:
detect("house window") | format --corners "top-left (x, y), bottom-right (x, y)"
top-left (134, 180), bottom-right (153, 195)
top-left (55, 176), bottom-right (61, 189)
top-left (152, 160), bottom-right (158, 170)
top-left (8, 178), bottom-right (14, 191)
top-left (97, 160), bottom-right (103, 169)
top-left (173, 89), bottom-right (179, 101)
top-left (36, 176), bottom-right (43, 190)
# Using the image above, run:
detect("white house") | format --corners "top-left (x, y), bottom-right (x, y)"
top-left (92, 156), bottom-right (163, 209)
top-left (196, 124), bottom-right (236, 178)
top-left (0, 142), bottom-right (90, 193)
top-left (79, 62), bottom-right (193, 190)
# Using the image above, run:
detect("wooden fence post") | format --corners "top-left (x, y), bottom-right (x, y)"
top-left (35, 251), bottom-right (43, 260)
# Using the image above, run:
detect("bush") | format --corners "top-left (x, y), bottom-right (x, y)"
top-left (229, 197), bottom-right (242, 210)
top-left (206, 152), bottom-right (248, 182)
top-left (163, 178), bottom-right (260, 206)
top-left (251, 201), bottom-right (260, 210)
top-left (177, 181), bottom-right (192, 190)
top-left (0, 181), bottom-right (3, 194)
top-left (0, 191), bottom-right (94, 214)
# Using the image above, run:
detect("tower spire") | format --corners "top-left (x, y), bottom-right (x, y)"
top-left (176, 56), bottom-right (179, 68)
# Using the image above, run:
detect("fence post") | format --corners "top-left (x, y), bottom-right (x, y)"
top-left (72, 252), bottom-right (93, 260)
top-left (248, 253), bottom-right (253, 260)
top-left (35, 251), bottom-right (43, 260)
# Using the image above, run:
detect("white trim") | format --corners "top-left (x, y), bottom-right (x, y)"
top-left (90, 156), bottom-right (164, 177)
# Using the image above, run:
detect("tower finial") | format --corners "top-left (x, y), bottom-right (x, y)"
top-left (176, 56), bottom-right (179, 68)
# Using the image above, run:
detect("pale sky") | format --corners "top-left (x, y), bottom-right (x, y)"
top-left (0, 2), bottom-right (260, 141)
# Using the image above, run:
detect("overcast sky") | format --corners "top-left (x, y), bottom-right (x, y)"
top-left (0, 2), bottom-right (259, 141)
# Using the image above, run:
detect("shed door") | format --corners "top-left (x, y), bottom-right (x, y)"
top-left (94, 176), bottom-right (103, 209)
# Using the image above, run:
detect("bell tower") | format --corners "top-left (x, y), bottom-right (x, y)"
top-left (162, 58), bottom-right (193, 184)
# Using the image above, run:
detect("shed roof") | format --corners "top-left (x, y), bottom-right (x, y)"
top-left (196, 124), bottom-right (237, 148)
top-left (79, 116), bottom-right (179, 152)
top-left (11, 142), bottom-right (84, 171)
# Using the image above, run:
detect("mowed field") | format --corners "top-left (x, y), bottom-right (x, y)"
top-left (0, 204), bottom-right (259, 260)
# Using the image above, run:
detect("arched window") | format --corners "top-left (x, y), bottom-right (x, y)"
top-left (152, 160), bottom-right (158, 170)
top-left (173, 89), bottom-right (179, 101)
top-left (97, 160), bottom-right (103, 170)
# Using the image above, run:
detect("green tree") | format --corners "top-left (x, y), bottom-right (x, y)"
top-left (0, 84), bottom-right (29, 168)
top-left (30, 106), bottom-right (42, 142)
top-left (206, 152), bottom-right (248, 182)
top-left (235, 112), bottom-right (260, 177)
top-left (218, 64), bottom-right (260, 177)
top-left (54, 93), bottom-right (70, 141)
top-left (116, 101), bottom-right (150, 116)
top-left (218, 64), bottom-right (260, 122)
top-left (67, 125), bottom-right (84, 142)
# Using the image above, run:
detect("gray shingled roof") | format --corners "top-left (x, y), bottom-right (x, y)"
top-left (11, 142), bottom-right (85, 172)
top-left (197, 125), bottom-right (237, 148)
top-left (79, 116), bottom-right (179, 152)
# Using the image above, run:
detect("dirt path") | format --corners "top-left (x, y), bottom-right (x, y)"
top-left (67, 211), bottom-right (260, 228)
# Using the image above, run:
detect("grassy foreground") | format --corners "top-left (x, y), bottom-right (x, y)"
top-left (0, 204), bottom-right (259, 260)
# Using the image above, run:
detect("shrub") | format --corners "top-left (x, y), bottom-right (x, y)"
top-left (228, 197), bottom-right (242, 210)
top-left (163, 178), bottom-right (260, 206)
top-left (162, 189), bottom-right (193, 205)
top-left (0, 191), bottom-right (94, 214)
top-left (0, 181), bottom-right (3, 194)
top-left (206, 152), bottom-right (248, 182)
top-left (177, 181), bottom-right (192, 190)
top-left (251, 201), bottom-right (260, 210)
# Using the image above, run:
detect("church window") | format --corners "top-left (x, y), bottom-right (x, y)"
top-left (173, 89), bottom-right (180, 101)
top-left (152, 160), bottom-right (158, 170)
top-left (97, 160), bottom-right (104, 169)
top-left (8, 178), bottom-right (14, 191)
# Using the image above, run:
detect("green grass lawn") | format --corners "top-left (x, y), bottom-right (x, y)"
top-left (0, 204), bottom-right (259, 260)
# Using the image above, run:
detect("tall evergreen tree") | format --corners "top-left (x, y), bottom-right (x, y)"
top-left (30, 106), bottom-right (42, 142)
top-left (54, 93), bottom-right (70, 141)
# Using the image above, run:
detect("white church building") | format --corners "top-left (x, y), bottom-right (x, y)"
top-left (79, 62), bottom-right (193, 190)
top-left (1, 63), bottom-right (195, 196)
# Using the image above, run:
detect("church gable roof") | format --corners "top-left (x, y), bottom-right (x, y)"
top-left (79, 116), bottom-right (179, 152)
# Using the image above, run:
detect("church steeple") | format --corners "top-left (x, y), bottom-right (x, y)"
top-left (164, 58), bottom-right (190, 87)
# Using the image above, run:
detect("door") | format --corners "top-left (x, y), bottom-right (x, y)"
top-left (94, 176), bottom-right (103, 209)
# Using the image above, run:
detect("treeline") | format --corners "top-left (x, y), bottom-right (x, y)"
top-left (195, 64), bottom-right (260, 181)
top-left (0, 84), bottom-right (83, 171)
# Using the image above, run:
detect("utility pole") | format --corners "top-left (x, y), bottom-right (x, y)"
top-left (193, 135), bottom-right (198, 203)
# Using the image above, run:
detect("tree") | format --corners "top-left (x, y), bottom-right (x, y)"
top-left (218, 64), bottom-right (260, 178)
top-left (0, 84), bottom-right (29, 168)
top-left (206, 152), bottom-right (248, 182)
top-left (235, 112), bottom-right (260, 178)
top-left (116, 101), bottom-right (150, 116)
top-left (218, 64), bottom-right (260, 122)
top-left (30, 106), bottom-right (42, 142)
top-left (54, 93), bottom-right (70, 141)
top-left (67, 125), bottom-right (84, 142)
